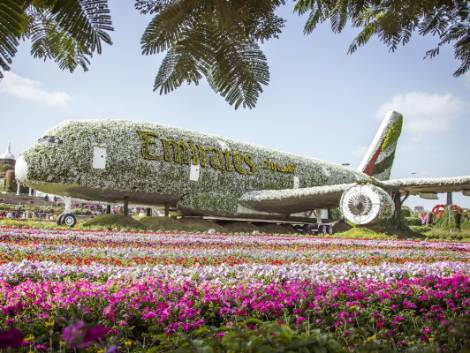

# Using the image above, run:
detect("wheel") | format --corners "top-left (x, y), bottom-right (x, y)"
top-left (62, 213), bottom-right (77, 228)
top-left (57, 214), bottom-right (65, 225)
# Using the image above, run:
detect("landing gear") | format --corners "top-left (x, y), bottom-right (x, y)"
top-left (57, 213), bottom-right (77, 227)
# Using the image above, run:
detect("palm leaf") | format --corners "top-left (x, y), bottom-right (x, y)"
top-left (0, 0), bottom-right (27, 78)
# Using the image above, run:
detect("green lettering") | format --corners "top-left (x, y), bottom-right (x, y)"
top-left (137, 130), bottom-right (161, 160)
top-left (161, 139), bottom-right (190, 164)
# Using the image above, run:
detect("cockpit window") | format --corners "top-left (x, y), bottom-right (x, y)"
top-left (38, 136), bottom-right (63, 144)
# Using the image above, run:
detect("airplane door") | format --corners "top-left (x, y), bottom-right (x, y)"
top-left (92, 146), bottom-right (107, 170)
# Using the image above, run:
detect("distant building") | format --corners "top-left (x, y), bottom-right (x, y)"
top-left (0, 143), bottom-right (16, 191)
top-left (414, 206), bottom-right (425, 213)
top-left (0, 143), bottom-right (15, 175)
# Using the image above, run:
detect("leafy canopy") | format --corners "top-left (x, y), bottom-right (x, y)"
top-left (295, 0), bottom-right (470, 77)
top-left (138, 0), bottom-right (470, 108)
top-left (136, 0), bottom-right (286, 109)
top-left (1, 0), bottom-right (469, 109)
top-left (0, 0), bottom-right (113, 78)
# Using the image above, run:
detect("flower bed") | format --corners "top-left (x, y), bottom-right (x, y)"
top-left (0, 227), bottom-right (469, 352)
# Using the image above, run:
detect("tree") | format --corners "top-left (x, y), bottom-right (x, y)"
top-left (0, 0), bottom-right (113, 79)
top-left (2, 1), bottom-right (468, 109)
top-left (138, 0), bottom-right (470, 108)
top-left (136, 0), bottom-right (285, 109)
top-left (295, 0), bottom-right (470, 77)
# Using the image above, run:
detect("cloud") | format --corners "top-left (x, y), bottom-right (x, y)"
top-left (0, 71), bottom-right (71, 106)
top-left (376, 92), bottom-right (465, 140)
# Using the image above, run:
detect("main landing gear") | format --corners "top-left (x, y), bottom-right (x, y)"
top-left (57, 213), bottom-right (77, 227)
top-left (57, 196), bottom-right (77, 228)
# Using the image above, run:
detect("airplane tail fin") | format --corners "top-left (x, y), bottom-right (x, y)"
top-left (358, 110), bottom-right (403, 180)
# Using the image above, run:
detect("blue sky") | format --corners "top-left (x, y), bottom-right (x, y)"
top-left (0, 1), bottom-right (469, 210)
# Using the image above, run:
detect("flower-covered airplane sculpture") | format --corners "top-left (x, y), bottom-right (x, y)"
top-left (16, 111), bottom-right (470, 227)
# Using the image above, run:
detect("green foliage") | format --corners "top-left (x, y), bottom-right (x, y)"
top-left (381, 115), bottom-right (403, 151)
top-left (400, 207), bottom-right (412, 218)
top-left (329, 227), bottom-right (397, 239)
top-left (423, 228), bottom-right (470, 241)
top-left (152, 321), bottom-right (345, 353)
top-left (140, 216), bottom-right (189, 231)
top-left (404, 216), bottom-right (421, 227)
top-left (136, 0), bottom-right (285, 109)
top-left (81, 214), bottom-right (147, 230)
top-left (0, 0), bottom-right (113, 78)
top-left (295, 0), bottom-right (470, 77)
top-left (433, 206), bottom-right (461, 231)
top-left (178, 217), bottom-right (226, 233)
top-left (409, 225), bottom-right (432, 234)
top-left (0, 218), bottom-right (66, 229)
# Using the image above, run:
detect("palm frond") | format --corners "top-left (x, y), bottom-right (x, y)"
top-left (29, 9), bottom-right (91, 72)
top-left (0, 0), bottom-right (27, 78)
top-left (139, 0), bottom-right (281, 109)
top-left (43, 0), bottom-right (113, 54)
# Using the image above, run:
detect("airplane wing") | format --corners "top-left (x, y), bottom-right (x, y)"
top-left (239, 183), bottom-right (354, 214)
top-left (382, 176), bottom-right (470, 195)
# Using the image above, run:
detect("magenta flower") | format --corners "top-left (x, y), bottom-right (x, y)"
top-left (62, 320), bottom-right (85, 348)
top-left (0, 328), bottom-right (24, 349)
top-left (82, 325), bottom-right (110, 347)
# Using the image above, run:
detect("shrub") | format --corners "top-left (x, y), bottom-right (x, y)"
top-left (81, 215), bottom-right (147, 230)
top-left (433, 206), bottom-right (461, 231)
top-left (140, 216), bottom-right (188, 231)
top-left (409, 225), bottom-right (432, 234)
top-left (155, 321), bottom-right (345, 353)
top-left (178, 218), bottom-right (226, 233)
top-left (404, 216), bottom-right (421, 226)
top-left (400, 207), bottom-right (412, 218)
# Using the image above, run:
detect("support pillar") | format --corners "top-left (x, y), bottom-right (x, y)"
top-left (28, 188), bottom-right (32, 196)
top-left (146, 208), bottom-right (152, 217)
top-left (446, 192), bottom-right (453, 206)
top-left (123, 197), bottom-right (129, 216)
top-left (106, 204), bottom-right (111, 214)
top-left (16, 183), bottom-right (21, 196)
top-left (164, 202), bottom-right (170, 217)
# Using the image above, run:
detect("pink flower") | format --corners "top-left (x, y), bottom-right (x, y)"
top-left (295, 316), bottom-right (306, 326)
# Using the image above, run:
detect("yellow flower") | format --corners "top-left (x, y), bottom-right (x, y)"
top-left (45, 317), bottom-right (55, 328)
top-left (124, 339), bottom-right (133, 347)
top-left (366, 334), bottom-right (377, 342)
top-left (24, 334), bottom-right (35, 342)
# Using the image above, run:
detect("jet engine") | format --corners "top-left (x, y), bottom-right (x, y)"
top-left (340, 184), bottom-right (395, 225)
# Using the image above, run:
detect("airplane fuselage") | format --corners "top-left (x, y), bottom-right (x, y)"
top-left (17, 120), bottom-right (370, 218)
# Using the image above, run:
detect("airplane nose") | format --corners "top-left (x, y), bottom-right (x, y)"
top-left (15, 155), bottom-right (28, 184)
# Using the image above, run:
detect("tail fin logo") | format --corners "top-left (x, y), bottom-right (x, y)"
top-left (359, 111), bottom-right (403, 180)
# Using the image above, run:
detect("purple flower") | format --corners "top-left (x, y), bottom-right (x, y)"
top-left (62, 320), bottom-right (86, 348)
top-left (107, 344), bottom-right (119, 353)
top-left (82, 325), bottom-right (110, 347)
top-left (0, 328), bottom-right (24, 349)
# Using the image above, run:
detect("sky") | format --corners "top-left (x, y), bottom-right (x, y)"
top-left (0, 1), bottom-right (469, 210)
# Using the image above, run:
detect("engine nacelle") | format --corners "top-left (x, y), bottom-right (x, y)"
top-left (340, 184), bottom-right (395, 225)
